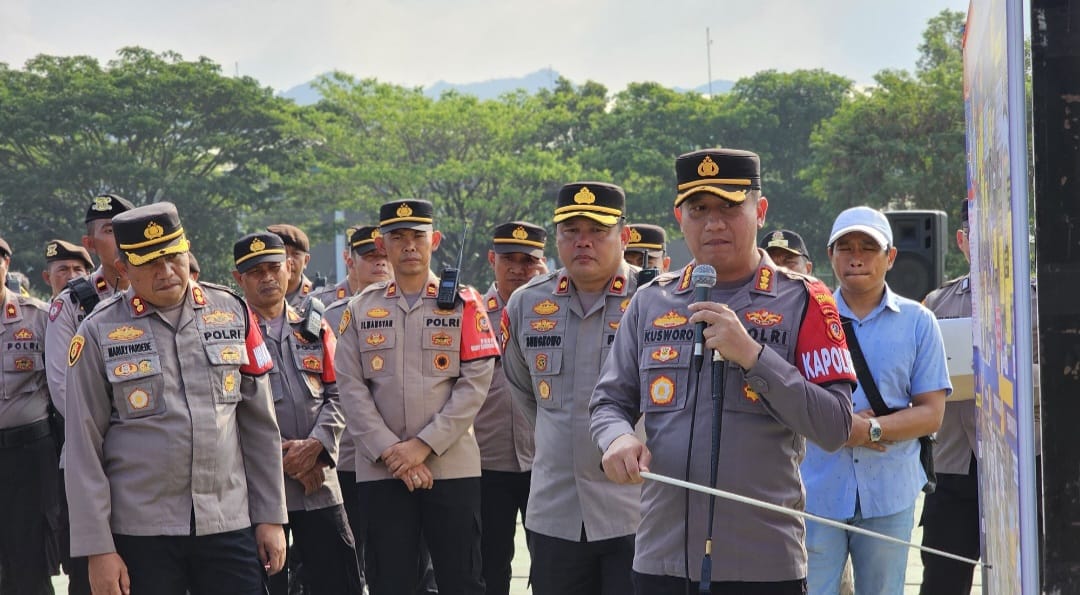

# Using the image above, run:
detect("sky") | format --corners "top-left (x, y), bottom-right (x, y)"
top-left (0, 0), bottom-right (970, 93)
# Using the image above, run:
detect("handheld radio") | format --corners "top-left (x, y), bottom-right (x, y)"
top-left (298, 296), bottom-right (326, 342)
top-left (436, 222), bottom-right (469, 310)
top-left (636, 249), bottom-right (660, 285)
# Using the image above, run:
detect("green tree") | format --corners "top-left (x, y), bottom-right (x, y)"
top-left (0, 47), bottom-right (305, 286)
top-left (295, 75), bottom-right (583, 288)
top-left (805, 9), bottom-right (967, 278)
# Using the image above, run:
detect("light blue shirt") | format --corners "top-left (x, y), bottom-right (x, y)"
top-left (801, 284), bottom-right (951, 520)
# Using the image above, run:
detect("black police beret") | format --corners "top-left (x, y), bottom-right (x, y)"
top-left (379, 200), bottom-right (435, 233)
top-left (675, 148), bottom-right (761, 207)
top-left (113, 202), bottom-right (190, 266)
top-left (553, 182), bottom-right (625, 226)
top-left (45, 239), bottom-right (93, 269)
top-left (492, 221), bottom-right (547, 259)
top-left (85, 193), bottom-right (136, 223)
top-left (234, 232), bottom-right (287, 274)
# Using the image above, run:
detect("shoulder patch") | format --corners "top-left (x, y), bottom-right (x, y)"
top-left (49, 299), bottom-right (64, 322)
top-left (68, 335), bottom-right (86, 367)
top-left (338, 309), bottom-right (352, 334)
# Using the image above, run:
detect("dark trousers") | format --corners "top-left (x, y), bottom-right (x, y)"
top-left (633, 572), bottom-right (807, 595)
top-left (266, 505), bottom-right (362, 595)
top-left (113, 527), bottom-right (265, 595)
top-left (528, 529), bottom-right (634, 595)
top-left (57, 472), bottom-right (90, 595)
top-left (919, 458), bottom-right (980, 595)
top-left (360, 477), bottom-right (483, 595)
top-left (480, 469), bottom-right (531, 595)
top-left (0, 430), bottom-right (58, 595)
top-left (340, 471), bottom-right (438, 595)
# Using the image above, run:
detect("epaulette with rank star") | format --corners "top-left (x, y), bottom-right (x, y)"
top-left (425, 282), bottom-right (438, 298)
top-left (486, 296), bottom-right (499, 312)
top-left (608, 275), bottom-right (627, 295)
top-left (94, 274), bottom-right (108, 293)
top-left (675, 263), bottom-right (695, 293)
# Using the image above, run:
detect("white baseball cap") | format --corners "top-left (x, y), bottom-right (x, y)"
top-left (828, 206), bottom-right (892, 249)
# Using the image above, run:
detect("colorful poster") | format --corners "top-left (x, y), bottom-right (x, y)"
top-left (963, 0), bottom-right (1040, 592)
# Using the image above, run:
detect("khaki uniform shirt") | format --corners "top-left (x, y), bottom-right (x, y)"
top-left (258, 303), bottom-right (345, 511)
top-left (323, 298), bottom-right (358, 474)
top-left (590, 258), bottom-right (856, 581)
top-left (45, 267), bottom-right (123, 420)
top-left (64, 282), bottom-right (287, 557)
top-left (335, 274), bottom-right (499, 482)
top-left (501, 262), bottom-right (642, 542)
top-left (0, 290), bottom-right (51, 429)
top-left (311, 279), bottom-right (352, 308)
top-left (287, 275), bottom-right (315, 309)
top-left (473, 285), bottom-right (533, 473)
top-left (923, 275), bottom-right (976, 475)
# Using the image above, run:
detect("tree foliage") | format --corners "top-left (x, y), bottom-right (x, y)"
top-left (0, 47), bottom-right (305, 286)
top-left (0, 10), bottom-right (968, 291)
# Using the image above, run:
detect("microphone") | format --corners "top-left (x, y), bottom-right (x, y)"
top-left (691, 264), bottom-right (717, 375)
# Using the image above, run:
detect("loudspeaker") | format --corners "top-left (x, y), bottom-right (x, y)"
top-left (884, 210), bottom-right (948, 302)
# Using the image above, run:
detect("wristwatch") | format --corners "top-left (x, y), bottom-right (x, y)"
top-left (868, 418), bottom-right (883, 443)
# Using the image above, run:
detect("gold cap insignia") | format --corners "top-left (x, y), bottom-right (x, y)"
top-left (573, 187), bottom-right (596, 204)
top-left (396, 203), bottom-right (413, 218)
top-left (697, 155), bottom-right (720, 177)
top-left (372, 229), bottom-right (382, 239)
top-left (512, 226), bottom-right (529, 240)
top-left (144, 221), bottom-right (164, 240)
top-left (92, 196), bottom-right (113, 211)
top-left (46, 243), bottom-right (58, 257)
top-left (250, 238), bottom-right (266, 253)
top-left (629, 229), bottom-right (642, 244)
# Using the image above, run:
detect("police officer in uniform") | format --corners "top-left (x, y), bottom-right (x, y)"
top-left (476, 221), bottom-right (549, 595)
top-left (760, 229), bottom-right (813, 275)
top-left (231, 232), bottom-right (361, 595)
top-left (590, 149), bottom-right (856, 594)
top-left (268, 224), bottom-right (317, 309)
top-left (501, 182), bottom-right (641, 595)
top-left (0, 235), bottom-right (59, 595)
top-left (624, 223), bottom-right (670, 273)
top-left (44, 193), bottom-right (135, 595)
top-left (335, 199), bottom-right (500, 595)
top-left (42, 239), bottom-right (93, 299)
top-left (65, 202), bottom-right (288, 594)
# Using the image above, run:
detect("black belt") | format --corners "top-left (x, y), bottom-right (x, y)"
top-left (0, 418), bottom-right (51, 449)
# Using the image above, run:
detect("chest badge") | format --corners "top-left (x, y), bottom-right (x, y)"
top-left (127, 388), bottom-right (150, 410)
top-left (108, 326), bottom-right (145, 341)
top-left (367, 307), bottom-right (390, 318)
top-left (652, 311), bottom-right (688, 329)
top-left (530, 319), bottom-right (557, 332)
top-left (433, 353), bottom-right (451, 370)
top-left (13, 328), bottom-right (33, 340)
top-left (534, 353), bottom-right (548, 372)
top-left (743, 383), bottom-right (760, 403)
top-left (370, 354), bottom-right (385, 372)
top-left (537, 379), bottom-right (551, 400)
top-left (650, 346), bottom-right (679, 363)
top-left (302, 355), bottom-right (322, 372)
top-left (366, 332), bottom-right (386, 347)
top-left (431, 332), bottom-right (453, 347)
top-left (533, 300), bottom-right (559, 316)
top-left (745, 310), bottom-right (783, 327)
top-left (649, 376), bottom-right (675, 405)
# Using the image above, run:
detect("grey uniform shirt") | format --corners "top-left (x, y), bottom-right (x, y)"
top-left (64, 282), bottom-right (288, 557)
top-left (923, 275), bottom-right (976, 475)
top-left (0, 290), bottom-right (51, 429)
top-left (923, 275), bottom-right (1041, 473)
top-left (310, 279), bottom-right (351, 308)
top-left (45, 267), bottom-right (123, 420)
top-left (323, 298), bottom-right (359, 475)
top-left (502, 262), bottom-right (642, 542)
top-left (473, 285), bottom-right (534, 472)
top-left (334, 274), bottom-right (499, 482)
top-left (286, 275), bottom-right (315, 310)
top-left (259, 303), bottom-right (345, 511)
top-left (590, 258), bottom-right (855, 582)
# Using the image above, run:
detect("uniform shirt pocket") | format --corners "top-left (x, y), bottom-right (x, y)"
top-left (639, 344), bottom-right (691, 414)
top-left (1, 352), bottom-right (45, 398)
top-left (526, 348), bottom-right (562, 410)
top-left (107, 355), bottom-right (166, 419)
top-left (357, 330), bottom-right (396, 378)
top-left (203, 343), bottom-right (244, 405)
top-left (422, 328), bottom-right (461, 377)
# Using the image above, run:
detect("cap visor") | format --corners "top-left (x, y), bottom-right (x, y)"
top-left (827, 225), bottom-right (889, 249)
top-left (552, 211), bottom-right (619, 226)
top-left (492, 243), bottom-right (545, 259)
top-left (237, 253), bottom-right (286, 274)
top-left (379, 221), bottom-right (434, 233)
top-left (125, 237), bottom-right (190, 266)
top-left (674, 185), bottom-right (748, 207)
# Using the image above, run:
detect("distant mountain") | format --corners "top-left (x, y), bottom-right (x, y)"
top-left (426, 68), bottom-right (561, 99)
top-left (278, 72), bottom-right (734, 105)
top-left (673, 79), bottom-right (736, 95)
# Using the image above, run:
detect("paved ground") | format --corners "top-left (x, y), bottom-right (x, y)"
top-left (51, 494), bottom-right (981, 594)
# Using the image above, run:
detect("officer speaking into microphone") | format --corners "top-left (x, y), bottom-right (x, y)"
top-left (590, 148), bottom-right (855, 594)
